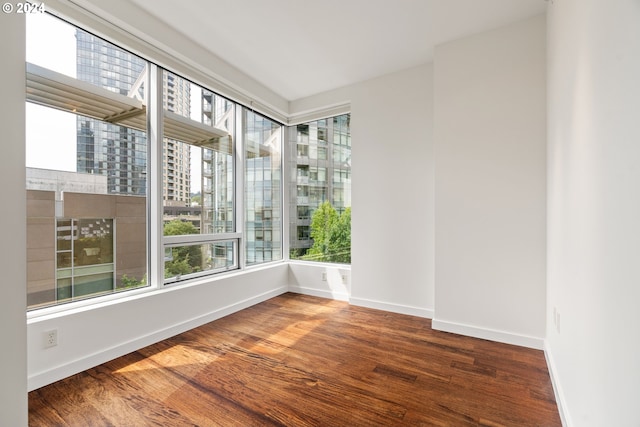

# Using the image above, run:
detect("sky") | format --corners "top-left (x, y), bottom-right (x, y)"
top-left (25, 12), bottom-right (77, 171)
top-left (25, 12), bottom-right (203, 193)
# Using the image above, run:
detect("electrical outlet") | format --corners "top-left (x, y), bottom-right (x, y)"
top-left (321, 272), bottom-right (327, 281)
top-left (341, 274), bottom-right (348, 283)
top-left (44, 329), bottom-right (58, 348)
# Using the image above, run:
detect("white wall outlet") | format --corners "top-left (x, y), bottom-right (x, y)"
top-left (341, 274), bottom-right (348, 283)
top-left (44, 329), bottom-right (58, 348)
top-left (321, 272), bottom-right (327, 281)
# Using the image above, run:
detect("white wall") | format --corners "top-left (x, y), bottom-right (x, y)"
top-left (288, 64), bottom-right (435, 318)
top-left (288, 262), bottom-right (351, 301)
top-left (28, 265), bottom-right (288, 390)
top-left (1, 12), bottom-right (28, 427)
top-left (433, 15), bottom-right (547, 348)
top-left (349, 64), bottom-right (435, 318)
top-left (546, 0), bottom-right (640, 425)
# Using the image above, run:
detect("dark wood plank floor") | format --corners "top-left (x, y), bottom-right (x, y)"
top-left (29, 293), bottom-right (561, 426)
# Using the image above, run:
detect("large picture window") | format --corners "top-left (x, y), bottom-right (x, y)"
top-left (244, 109), bottom-right (283, 265)
top-left (160, 71), bottom-right (238, 284)
top-left (25, 11), bottom-right (289, 310)
top-left (289, 114), bottom-right (351, 263)
top-left (26, 13), bottom-right (149, 309)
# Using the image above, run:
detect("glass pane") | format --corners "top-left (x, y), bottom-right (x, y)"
top-left (28, 13), bottom-right (146, 99)
top-left (244, 109), bottom-right (282, 266)
top-left (164, 241), bottom-right (237, 282)
top-left (26, 14), bottom-right (148, 310)
top-left (289, 114), bottom-right (351, 263)
top-left (161, 71), bottom-right (235, 237)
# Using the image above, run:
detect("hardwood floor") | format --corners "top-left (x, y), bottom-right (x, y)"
top-left (29, 293), bottom-right (561, 426)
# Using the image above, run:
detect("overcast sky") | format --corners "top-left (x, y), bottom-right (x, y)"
top-left (26, 12), bottom-right (77, 171)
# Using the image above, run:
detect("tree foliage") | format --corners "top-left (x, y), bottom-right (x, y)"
top-left (327, 207), bottom-right (351, 263)
top-left (304, 202), bottom-right (351, 263)
top-left (163, 220), bottom-right (203, 278)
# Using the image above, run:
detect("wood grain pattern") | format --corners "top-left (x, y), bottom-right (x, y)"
top-left (29, 293), bottom-right (561, 426)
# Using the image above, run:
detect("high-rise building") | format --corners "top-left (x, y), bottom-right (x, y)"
top-left (289, 114), bottom-right (351, 259)
top-left (162, 72), bottom-right (192, 206)
top-left (76, 30), bottom-right (192, 204)
top-left (76, 30), bottom-right (147, 196)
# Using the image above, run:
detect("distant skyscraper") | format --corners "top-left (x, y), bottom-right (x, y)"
top-left (76, 30), bottom-right (147, 195)
top-left (76, 30), bottom-right (191, 203)
top-left (162, 71), bottom-right (192, 206)
top-left (289, 114), bottom-right (351, 257)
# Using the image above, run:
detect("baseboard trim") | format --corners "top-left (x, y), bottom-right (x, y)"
top-left (28, 286), bottom-right (288, 391)
top-left (431, 319), bottom-right (545, 350)
top-left (544, 342), bottom-right (571, 427)
top-left (349, 297), bottom-right (434, 319)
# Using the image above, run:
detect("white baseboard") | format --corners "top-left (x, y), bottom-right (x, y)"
top-left (349, 297), bottom-right (434, 319)
top-left (544, 342), bottom-right (571, 427)
top-left (288, 285), bottom-right (350, 301)
top-left (431, 318), bottom-right (545, 350)
top-left (28, 286), bottom-right (287, 391)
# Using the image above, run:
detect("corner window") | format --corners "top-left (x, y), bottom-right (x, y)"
top-left (289, 114), bottom-right (351, 263)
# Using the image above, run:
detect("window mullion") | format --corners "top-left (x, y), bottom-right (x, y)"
top-left (236, 106), bottom-right (245, 269)
top-left (148, 63), bottom-right (164, 288)
top-left (282, 126), bottom-right (291, 261)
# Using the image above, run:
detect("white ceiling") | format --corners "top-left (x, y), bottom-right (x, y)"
top-left (126, 0), bottom-right (547, 101)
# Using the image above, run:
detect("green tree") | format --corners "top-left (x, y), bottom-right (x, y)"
top-left (327, 207), bottom-right (351, 263)
top-left (304, 201), bottom-right (338, 261)
top-left (164, 220), bottom-right (199, 236)
top-left (304, 202), bottom-right (351, 263)
top-left (163, 220), bottom-right (202, 278)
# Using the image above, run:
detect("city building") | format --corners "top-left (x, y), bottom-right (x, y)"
top-left (75, 30), bottom-right (147, 196)
top-left (76, 30), bottom-right (192, 204)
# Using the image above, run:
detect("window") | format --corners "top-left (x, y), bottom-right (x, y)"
top-left (289, 114), bottom-right (351, 263)
top-left (161, 71), bottom-right (238, 283)
top-left (56, 218), bottom-right (115, 302)
top-left (25, 10), bottom-right (330, 310)
top-left (26, 13), bottom-right (148, 309)
top-left (244, 109), bottom-right (283, 266)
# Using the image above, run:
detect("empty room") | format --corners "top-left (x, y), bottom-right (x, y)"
top-left (2, 0), bottom-right (639, 426)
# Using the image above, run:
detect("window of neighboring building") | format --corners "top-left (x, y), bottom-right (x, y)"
top-left (55, 218), bottom-right (115, 301)
top-left (289, 114), bottom-right (351, 263)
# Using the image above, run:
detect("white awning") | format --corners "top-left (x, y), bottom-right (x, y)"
top-left (26, 62), bottom-right (231, 153)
